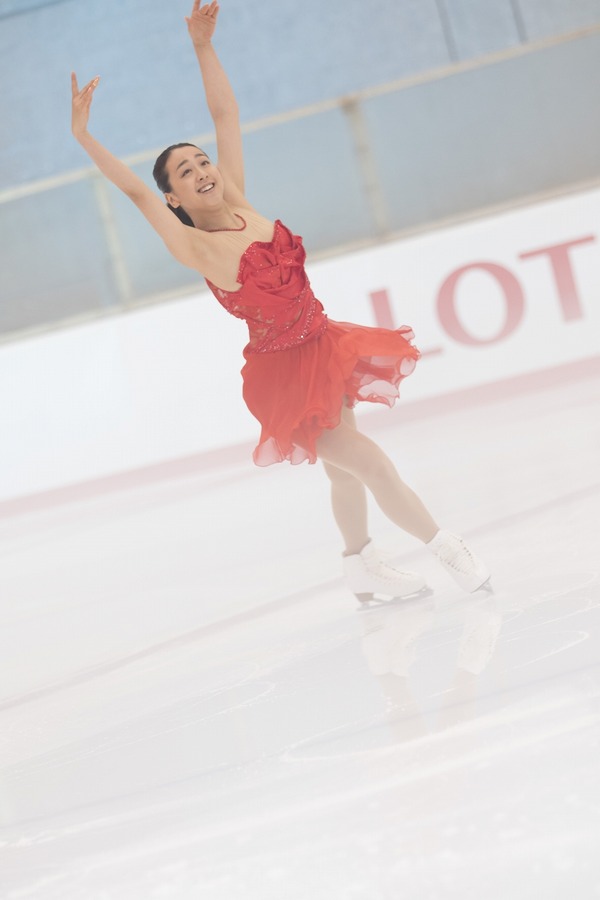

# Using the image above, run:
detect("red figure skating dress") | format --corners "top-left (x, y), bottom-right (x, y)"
top-left (205, 218), bottom-right (419, 466)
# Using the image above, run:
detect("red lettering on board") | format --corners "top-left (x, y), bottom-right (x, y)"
top-left (519, 236), bottom-right (595, 322)
top-left (369, 289), bottom-right (443, 356)
top-left (369, 290), bottom-right (396, 330)
top-left (436, 262), bottom-right (525, 346)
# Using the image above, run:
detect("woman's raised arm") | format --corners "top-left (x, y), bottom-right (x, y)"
top-left (186, 1), bottom-right (246, 201)
top-left (71, 72), bottom-right (206, 269)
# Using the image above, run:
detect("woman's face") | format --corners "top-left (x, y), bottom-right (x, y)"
top-left (164, 146), bottom-right (224, 214)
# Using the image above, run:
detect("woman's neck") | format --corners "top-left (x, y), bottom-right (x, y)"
top-left (192, 203), bottom-right (241, 232)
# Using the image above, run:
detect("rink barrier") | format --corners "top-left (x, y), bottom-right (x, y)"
top-left (1, 354), bottom-right (598, 520)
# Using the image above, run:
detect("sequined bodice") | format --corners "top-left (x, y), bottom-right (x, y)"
top-left (205, 219), bottom-right (328, 354)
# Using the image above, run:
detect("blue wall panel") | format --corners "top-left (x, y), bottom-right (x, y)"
top-left (364, 31), bottom-right (600, 231)
top-left (517, 0), bottom-right (600, 40)
top-left (443, 0), bottom-right (522, 59)
top-left (0, 0), bottom-right (450, 191)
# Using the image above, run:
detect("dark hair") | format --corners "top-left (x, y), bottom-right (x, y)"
top-left (152, 142), bottom-right (204, 227)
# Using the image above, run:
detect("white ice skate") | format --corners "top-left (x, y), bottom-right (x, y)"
top-left (427, 529), bottom-right (491, 592)
top-left (343, 540), bottom-right (430, 607)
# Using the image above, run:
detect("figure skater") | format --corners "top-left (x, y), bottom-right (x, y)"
top-left (71, 0), bottom-right (491, 605)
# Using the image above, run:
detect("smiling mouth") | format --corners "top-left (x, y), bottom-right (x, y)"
top-left (198, 183), bottom-right (215, 194)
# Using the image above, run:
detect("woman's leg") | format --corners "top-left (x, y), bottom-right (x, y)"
top-left (317, 408), bottom-right (439, 545)
top-left (323, 461), bottom-right (370, 555)
top-left (322, 408), bottom-right (369, 555)
top-left (318, 408), bottom-right (491, 594)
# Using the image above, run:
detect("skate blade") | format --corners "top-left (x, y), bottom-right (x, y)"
top-left (355, 585), bottom-right (434, 611)
top-left (472, 578), bottom-right (494, 595)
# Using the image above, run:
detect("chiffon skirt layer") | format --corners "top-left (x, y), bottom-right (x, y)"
top-left (242, 318), bottom-right (420, 466)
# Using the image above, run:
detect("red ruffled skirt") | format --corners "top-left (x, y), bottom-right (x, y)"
top-left (241, 319), bottom-right (420, 466)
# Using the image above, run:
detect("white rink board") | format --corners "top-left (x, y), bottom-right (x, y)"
top-left (1, 186), bottom-right (599, 501)
top-left (309, 188), bottom-right (600, 398)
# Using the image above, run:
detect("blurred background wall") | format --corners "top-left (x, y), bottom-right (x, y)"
top-left (1, 0), bottom-right (600, 505)
top-left (2, 0), bottom-right (600, 339)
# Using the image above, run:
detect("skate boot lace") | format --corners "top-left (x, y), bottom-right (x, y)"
top-left (436, 536), bottom-right (476, 573)
top-left (367, 559), bottom-right (416, 584)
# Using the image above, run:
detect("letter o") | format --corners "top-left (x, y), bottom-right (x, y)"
top-left (436, 262), bottom-right (525, 346)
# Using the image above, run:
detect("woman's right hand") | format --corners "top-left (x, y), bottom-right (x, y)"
top-left (71, 72), bottom-right (100, 139)
top-left (185, 0), bottom-right (219, 48)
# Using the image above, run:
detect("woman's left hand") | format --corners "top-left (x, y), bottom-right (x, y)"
top-left (186, 0), bottom-right (219, 47)
top-left (71, 72), bottom-right (100, 139)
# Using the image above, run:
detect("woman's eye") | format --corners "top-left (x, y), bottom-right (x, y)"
top-left (181, 168), bottom-right (191, 176)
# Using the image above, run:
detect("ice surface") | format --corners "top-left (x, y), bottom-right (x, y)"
top-left (1, 371), bottom-right (599, 899)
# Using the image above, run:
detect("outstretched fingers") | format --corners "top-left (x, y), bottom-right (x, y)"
top-left (71, 72), bottom-right (100, 136)
top-left (185, 1), bottom-right (219, 36)
top-left (71, 72), bottom-right (100, 100)
top-left (187, 0), bottom-right (218, 18)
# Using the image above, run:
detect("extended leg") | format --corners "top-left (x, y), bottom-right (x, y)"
top-left (319, 407), bottom-right (431, 603)
top-left (316, 414), bottom-right (439, 544)
top-left (323, 461), bottom-right (370, 555)
top-left (316, 415), bottom-right (491, 593)
top-left (321, 407), bottom-right (369, 555)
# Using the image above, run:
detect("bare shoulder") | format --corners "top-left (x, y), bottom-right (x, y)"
top-left (184, 206), bottom-right (277, 288)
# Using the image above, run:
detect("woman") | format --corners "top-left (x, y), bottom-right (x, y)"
top-left (71, 0), bottom-right (491, 604)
